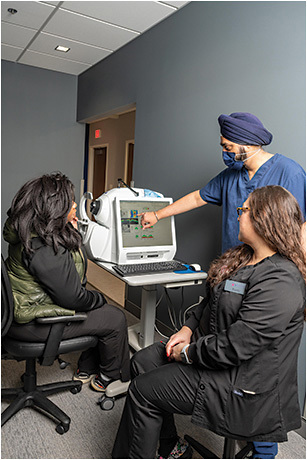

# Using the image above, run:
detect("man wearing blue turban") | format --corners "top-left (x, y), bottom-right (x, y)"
top-left (218, 112), bottom-right (273, 147)
top-left (140, 112), bottom-right (306, 459)
top-left (141, 111), bottom-right (305, 254)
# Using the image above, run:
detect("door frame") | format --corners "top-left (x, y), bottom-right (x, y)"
top-left (124, 139), bottom-right (135, 185)
top-left (87, 143), bottom-right (109, 195)
top-left (87, 143), bottom-right (109, 214)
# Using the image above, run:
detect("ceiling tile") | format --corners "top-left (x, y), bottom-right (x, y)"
top-left (43, 8), bottom-right (139, 50)
top-left (1, 1), bottom-right (188, 75)
top-left (39, 1), bottom-right (61, 6)
top-left (1, 22), bottom-right (37, 48)
top-left (19, 49), bottom-right (91, 75)
top-left (1, 43), bottom-right (23, 61)
top-left (1, 1), bottom-right (55, 30)
top-left (61, 1), bottom-right (175, 33)
top-left (30, 32), bottom-right (112, 65)
top-left (159, 1), bottom-right (189, 8)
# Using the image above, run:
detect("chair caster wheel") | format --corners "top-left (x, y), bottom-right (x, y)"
top-left (56, 423), bottom-right (70, 434)
top-left (98, 395), bottom-right (115, 411)
top-left (59, 359), bottom-right (70, 369)
top-left (70, 385), bottom-right (82, 394)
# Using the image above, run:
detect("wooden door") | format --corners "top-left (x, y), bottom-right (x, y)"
top-left (126, 142), bottom-right (134, 186)
top-left (92, 147), bottom-right (107, 199)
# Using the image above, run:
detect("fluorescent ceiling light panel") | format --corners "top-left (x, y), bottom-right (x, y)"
top-left (55, 45), bottom-right (70, 52)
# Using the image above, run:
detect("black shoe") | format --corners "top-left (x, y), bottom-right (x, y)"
top-left (73, 369), bottom-right (96, 383)
top-left (90, 374), bottom-right (113, 392)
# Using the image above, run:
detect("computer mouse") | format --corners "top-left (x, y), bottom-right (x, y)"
top-left (189, 263), bottom-right (202, 271)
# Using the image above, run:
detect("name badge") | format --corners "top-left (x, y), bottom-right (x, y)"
top-left (224, 279), bottom-right (246, 295)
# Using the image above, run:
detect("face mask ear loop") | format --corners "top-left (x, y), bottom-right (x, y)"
top-left (242, 147), bottom-right (261, 163)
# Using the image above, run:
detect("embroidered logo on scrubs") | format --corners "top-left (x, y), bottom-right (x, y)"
top-left (224, 279), bottom-right (246, 295)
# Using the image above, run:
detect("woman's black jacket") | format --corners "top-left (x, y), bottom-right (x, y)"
top-left (185, 253), bottom-right (305, 442)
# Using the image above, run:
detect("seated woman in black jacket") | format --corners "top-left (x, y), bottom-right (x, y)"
top-left (112, 185), bottom-right (305, 459)
top-left (3, 172), bottom-right (130, 391)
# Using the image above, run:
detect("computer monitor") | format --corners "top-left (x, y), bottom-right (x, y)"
top-left (114, 197), bottom-right (177, 264)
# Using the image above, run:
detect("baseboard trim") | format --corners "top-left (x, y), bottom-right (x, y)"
top-left (125, 299), bottom-right (140, 319)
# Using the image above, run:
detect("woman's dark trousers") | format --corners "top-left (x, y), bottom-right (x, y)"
top-left (112, 342), bottom-right (202, 459)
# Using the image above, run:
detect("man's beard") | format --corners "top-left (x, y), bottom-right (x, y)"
top-left (236, 146), bottom-right (248, 162)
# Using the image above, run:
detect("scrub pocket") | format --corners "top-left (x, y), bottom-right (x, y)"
top-left (225, 385), bottom-right (281, 437)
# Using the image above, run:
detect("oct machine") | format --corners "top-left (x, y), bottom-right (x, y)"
top-left (77, 181), bottom-right (177, 410)
top-left (78, 181), bottom-right (176, 264)
top-left (77, 182), bottom-right (206, 411)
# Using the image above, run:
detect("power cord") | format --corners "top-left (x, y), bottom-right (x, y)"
top-left (154, 323), bottom-right (169, 339)
top-left (183, 295), bottom-right (204, 324)
top-left (154, 287), bottom-right (204, 340)
top-left (154, 289), bottom-right (170, 339)
top-left (164, 288), bottom-right (179, 331)
top-left (178, 287), bottom-right (185, 328)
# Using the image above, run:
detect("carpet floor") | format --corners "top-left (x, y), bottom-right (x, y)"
top-left (2, 307), bottom-right (305, 459)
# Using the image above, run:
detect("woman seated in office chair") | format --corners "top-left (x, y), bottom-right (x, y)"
top-left (112, 185), bottom-right (305, 459)
top-left (3, 172), bottom-right (130, 392)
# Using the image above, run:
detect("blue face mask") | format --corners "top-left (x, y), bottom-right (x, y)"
top-left (222, 151), bottom-right (244, 170)
top-left (222, 148), bottom-right (261, 170)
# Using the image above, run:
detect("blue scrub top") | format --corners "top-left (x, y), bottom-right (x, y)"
top-left (200, 153), bottom-right (306, 253)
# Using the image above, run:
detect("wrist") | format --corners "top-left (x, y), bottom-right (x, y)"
top-left (182, 326), bottom-right (193, 335)
top-left (181, 326), bottom-right (193, 341)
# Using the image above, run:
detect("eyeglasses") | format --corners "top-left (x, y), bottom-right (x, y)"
top-left (236, 206), bottom-right (251, 216)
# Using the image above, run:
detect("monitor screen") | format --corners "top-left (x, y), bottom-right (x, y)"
top-left (118, 200), bottom-right (173, 248)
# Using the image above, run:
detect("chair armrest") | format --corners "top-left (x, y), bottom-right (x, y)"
top-left (36, 313), bottom-right (88, 366)
top-left (36, 313), bottom-right (88, 324)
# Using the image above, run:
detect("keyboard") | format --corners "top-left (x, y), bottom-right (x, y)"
top-left (113, 260), bottom-right (189, 277)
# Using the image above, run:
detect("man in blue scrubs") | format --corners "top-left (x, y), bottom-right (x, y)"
top-left (203, 112), bottom-right (306, 252)
top-left (141, 112), bottom-right (306, 253)
top-left (141, 112), bottom-right (306, 459)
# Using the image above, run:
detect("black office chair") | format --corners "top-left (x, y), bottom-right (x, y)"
top-left (184, 434), bottom-right (253, 459)
top-left (1, 255), bottom-right (99, 434)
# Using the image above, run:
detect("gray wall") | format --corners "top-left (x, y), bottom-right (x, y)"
top-left (77, 1), bottom-right (306, 410)
top-left (78, 1), bottom-right (305, 287)
top-left (1, 60), bottom-right (85, 256)
top-left (78, 1), bottom-right (306, 270)
top-left (1, 1), bottom-right (305, 409)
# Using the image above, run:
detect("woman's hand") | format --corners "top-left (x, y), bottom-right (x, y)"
top-left (165, 326), bottom-right (192, 361)
top-left (169, 343), bottom-right (185, 361)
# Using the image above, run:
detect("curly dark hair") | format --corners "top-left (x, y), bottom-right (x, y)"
top-left (207, 185), bottom-right (305, 287)
top-left (8, 172), bottom-right (82, 255)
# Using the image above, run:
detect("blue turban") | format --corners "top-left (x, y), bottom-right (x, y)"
top-left (218, 112), bottom-right (273, 146)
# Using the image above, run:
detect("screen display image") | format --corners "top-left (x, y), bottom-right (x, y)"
top-left (119, 200), bottom-right (173, 248)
